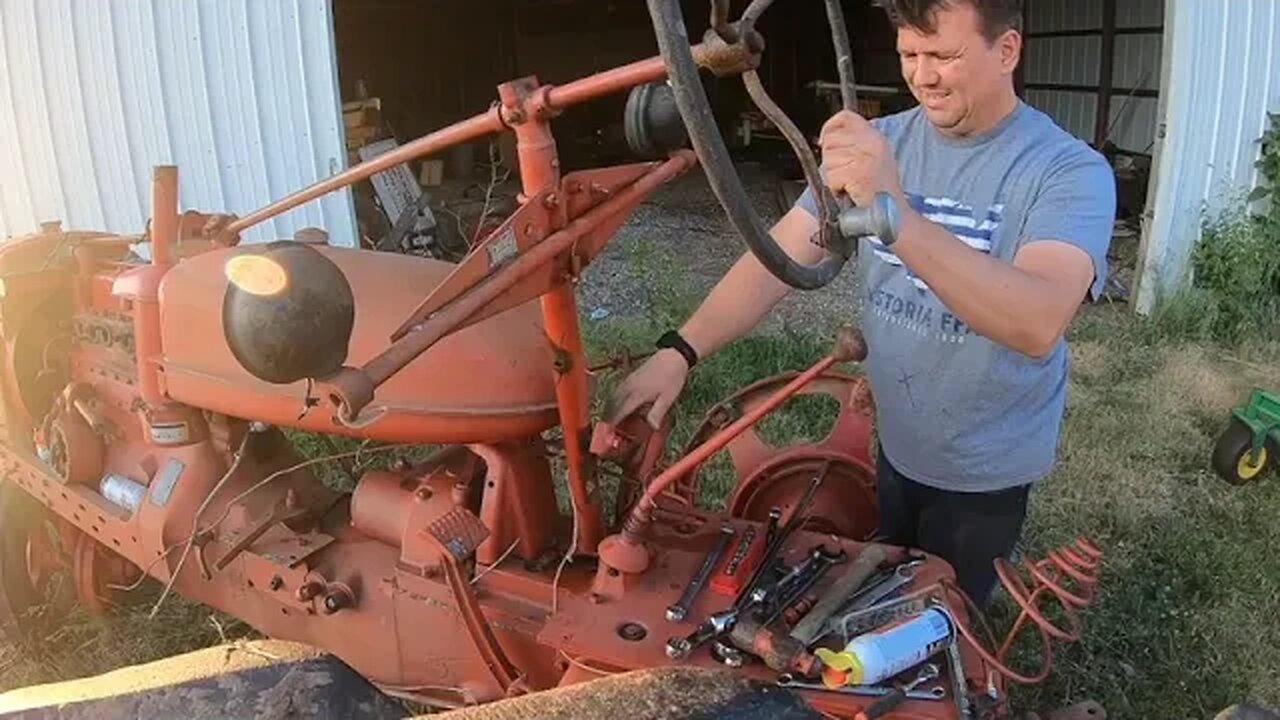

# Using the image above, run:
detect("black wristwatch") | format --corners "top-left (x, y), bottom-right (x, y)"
top-left (656, 330), bottom-right (699, 369)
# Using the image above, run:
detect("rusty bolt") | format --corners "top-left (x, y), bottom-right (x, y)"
top-left (543, 193), bottom-right (559, 209)
top-left (323, 593), bottom-right (347, 615)
top-left (414, 487), bottom-right (432, 501)
top-left (269, 575), bottom-right (283, 591)
top-left (296, 582), bottom-right (322, 601)
top-left (589, 593), bottom-right (604, 605)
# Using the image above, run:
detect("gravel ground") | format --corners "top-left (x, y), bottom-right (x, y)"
top-left (576, 160), bottom-right (865, 339)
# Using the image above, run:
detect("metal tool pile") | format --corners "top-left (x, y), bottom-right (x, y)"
top-left (662, 478), bottom-right (981, 719)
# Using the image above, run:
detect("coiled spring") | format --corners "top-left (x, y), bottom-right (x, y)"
top-left (946, 537), bottom-right (1103, 686)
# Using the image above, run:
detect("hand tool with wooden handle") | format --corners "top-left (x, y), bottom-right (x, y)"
top-left (788, 544), bottom-right (888, 646)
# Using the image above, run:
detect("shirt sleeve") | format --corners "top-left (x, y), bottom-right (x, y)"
top-left (1018, 146), bottom-right (1117, 301)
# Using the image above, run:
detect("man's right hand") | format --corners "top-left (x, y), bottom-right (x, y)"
top-left (609, 349), bottom-right (690, 429)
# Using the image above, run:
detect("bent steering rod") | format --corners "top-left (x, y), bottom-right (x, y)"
top-left (645, 0), bottom-right (900, 291)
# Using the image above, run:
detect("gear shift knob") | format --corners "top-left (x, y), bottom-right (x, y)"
top-left (838, 192), bottom-right (901, 245)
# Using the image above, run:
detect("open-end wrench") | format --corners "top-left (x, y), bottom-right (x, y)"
top-left (851, 560), bottom-right (924, 609)
top-left (734, 466), bottom-right (828, 611)
top-left (812, 559), bottom-right (923, 642)
top-left (790, 545), bottom-right (887, 646)
top-left (776, 674), bottom-right (945, 701)
top-left (666, 607), bottom-right (737, 659)
top-left (856, 664), bottom-right (941, 720)
top-left (667, 524), bottom-right (736, 622)
top-left (762, 546), bottom-right (845, 615)
top-left (946, 633), bottom-right (974, 719)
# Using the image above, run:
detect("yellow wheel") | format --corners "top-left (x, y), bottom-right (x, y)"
top-left (1213, 420), bottom-right (1274, 486)
top-left (1237, 445), bottom-right (1269, 481)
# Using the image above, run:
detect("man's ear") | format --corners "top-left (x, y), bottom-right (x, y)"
top-left (999, 29), bottom-right (1022, 75)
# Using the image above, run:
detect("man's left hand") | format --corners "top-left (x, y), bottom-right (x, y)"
top-left (818, 111), bottom-right (906, 209)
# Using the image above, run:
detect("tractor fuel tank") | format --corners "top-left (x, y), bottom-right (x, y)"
top-left (158, 245), bottom-right (559, 444)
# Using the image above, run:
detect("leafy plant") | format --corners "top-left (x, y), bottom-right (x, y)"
top-left (1182, 112), bottom-right (1280, 344)
top-left (1248, 112), bottom-right (1280, 215)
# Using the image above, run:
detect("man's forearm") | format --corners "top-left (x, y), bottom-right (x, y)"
top-left (891, 210), bottom-right (1082, 357)
top-left (679, 253), bottom-right (791, 358)
top-left (678, 207), bottom-right (823, 360)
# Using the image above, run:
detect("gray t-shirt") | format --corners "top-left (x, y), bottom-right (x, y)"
top-left (797, 101), bottom-right (1115, 492)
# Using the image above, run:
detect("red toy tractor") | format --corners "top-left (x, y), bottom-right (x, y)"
top-left (0, 3), bottom-right (1102, 718)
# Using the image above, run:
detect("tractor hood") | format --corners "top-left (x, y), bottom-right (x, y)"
top-left (157, 245), bottom-right (559, 444)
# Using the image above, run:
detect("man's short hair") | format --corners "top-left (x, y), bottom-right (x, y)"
top-left (874, 0), bottom-right (1024, 44)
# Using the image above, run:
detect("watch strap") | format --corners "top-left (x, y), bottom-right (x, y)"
top-left (657, 330), bottom-right (698, 368)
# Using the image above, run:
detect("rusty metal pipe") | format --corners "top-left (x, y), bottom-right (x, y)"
top-left (353, 151), bottom-right (696, 398)
top-left (227, 109), bottom-right (505, 237)
top-left (229, 41), bottom-right (746, 240)
top-left (635, 357), bottom-right (837, 516)
top-left (545, 56), bottom-right (669, 110)
top-left (611, 328), bottom-right (866, 553)
top-left (151, 166), bottom-right (178, 266)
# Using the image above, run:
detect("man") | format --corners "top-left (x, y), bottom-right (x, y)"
top-left (611, 0), bottom-right (1115, 607)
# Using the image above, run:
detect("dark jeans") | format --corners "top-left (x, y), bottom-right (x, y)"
top-left (876, 449), bottom-right (1030, 608)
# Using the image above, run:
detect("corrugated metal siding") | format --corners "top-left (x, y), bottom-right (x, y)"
top-left (1026, 89), bottom-right (1100, 140)
top-left (1114, 33), bottom-right (1163, 89)
top-left (1117, 0), bottom-right (1166, 28)
top-left (1024, 36), bottom-right (1102, 85)
top-left (1027, 0), bottom-right (1104, 32)
top-left (1135, 0), bottom-right (1280, 312)
top-left (1104, 94), bottom-right (1159, 151)
top-left (0, 0), bottom-right (354, 246)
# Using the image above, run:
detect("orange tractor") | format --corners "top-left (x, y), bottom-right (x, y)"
top-left (0, 2), bottom-right (1102, 718)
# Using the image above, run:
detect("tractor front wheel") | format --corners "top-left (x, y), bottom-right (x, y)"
top-left (1212, 420), bottom-right (1275, 485)
top-left (0, 481), bottom-right (75, 641)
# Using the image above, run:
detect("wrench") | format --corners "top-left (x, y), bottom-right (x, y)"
top-left (856, 664), bottom-right (941, 719)
top-left (758, 545), bottom-right (846, 624)
top-left (945, 633), bottom-right (974, 720)
top-left (667, 524), bottom-right (736, 622)
top-left (927, 602), bottom-right (974, 720)
top-left (666, 607), bottom-right (737, 659)
top-left (859, 560), bottom-right (923, 604)
top-left (790, 545), bottom-right (887, 646)
top-left (776, 674), bottom-right (945, 701)
top-left (814, 560), bottom-right (922, 642)
top-left (764, 507), bottom-right (782, 547)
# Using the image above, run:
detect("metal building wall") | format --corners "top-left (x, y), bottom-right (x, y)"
top-left (1134, 0), bottom-right (1280, 313)
top-left (0, 0), bottom-right (355, 246)
top-left (1022, 0), bottom-right (1164, 152)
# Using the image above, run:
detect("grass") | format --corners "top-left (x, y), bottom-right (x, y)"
top-left (2, 302), bottom-right (1279, 719)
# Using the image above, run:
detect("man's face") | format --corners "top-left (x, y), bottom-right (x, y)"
top-left (896, 2), bottom-right (1019, 136)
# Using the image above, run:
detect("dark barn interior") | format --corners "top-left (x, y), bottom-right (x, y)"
top-left (330, 0), bottom-right (917, 175)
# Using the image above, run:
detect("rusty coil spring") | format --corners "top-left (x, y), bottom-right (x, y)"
top-left (944, 537), bottom-right (1103, 686)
